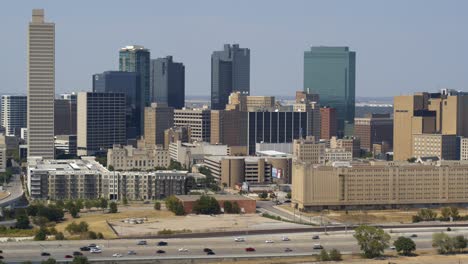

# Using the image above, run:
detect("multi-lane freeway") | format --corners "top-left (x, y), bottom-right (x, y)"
top-left (1, 226), bottom-right (467, 263)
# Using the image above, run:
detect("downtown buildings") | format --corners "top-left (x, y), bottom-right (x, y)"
top-left (1, 95), bottom-right (27, 137)
top-left (150, 56), bottom-right (185, 109)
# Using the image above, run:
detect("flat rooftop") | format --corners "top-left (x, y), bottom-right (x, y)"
top-left (176, 194), bottom-right (254, 202)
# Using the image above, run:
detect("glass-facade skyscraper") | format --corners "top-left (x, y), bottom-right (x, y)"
top-left (93, 71), bottom-right (141, 140)
top-left (211, 44), bottom-right (250, 110)
top-left (150, 56), bottom-right (185, 109)
top-left (119, 45), bottom-right (150, 106)
top-left (304, 46), bottom-right (355, 136)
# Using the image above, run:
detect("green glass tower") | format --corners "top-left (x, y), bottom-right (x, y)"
top-left (304, 46), bottom-right (355, 136)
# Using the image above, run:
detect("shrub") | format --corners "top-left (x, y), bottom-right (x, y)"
top-left (15, 215), bottom-right (30, 229)
top-left (154, 201), bottom-right (161, 210)
top-left (87, 231), bottom-right (97, 239)
top-left (55, 232), bottom-right (65, 240)
top-left (109, 202), bottom-right (118, 213)
top-left (394, 236), bottom-right (416, 255)
top-left (34, 227), bottom-right (47, 241)
top-left (329, 248), bottom-right (342, 261)
top-left (318, 249), bottom-right (330, 261)
top-left (97, 232), bottom-right (104, 239)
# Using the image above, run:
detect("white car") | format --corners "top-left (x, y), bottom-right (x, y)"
top-left (265, 240), bottom-right (274, 243)
top-left (234, 237), bottom-right (245, 242)
top-left (178, 248), bottom-right (189, 252)
top-left (390, 246), bottom-right (396, 250)
top-left (112, 253), bottom-right (122, 258)
top-left (90, 248), bottom-right (102, 253)
top-left (281, 236), bottom-right (290, 241)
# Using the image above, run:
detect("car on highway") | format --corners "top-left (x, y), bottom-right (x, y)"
top-left (128, 250), bottom-right (137, 255)
top-left (157, 241), bottom-right (168, 246)
top-left (234, 237), bottom-right (245, 242)
top-left (203, 248), bottom-right (213, 253)
top-left (285, 248), bottom-right (293, 252)
top-left (73, 251), bottom-right (83, 256)
top-left (65, 255), bottom-right (73, 259)
top-left (80, 246), bottom-right (90, 251)
top-left (265, 240), bottom-right (274, 243)
top-left (88, 243), bottom-right (97, 248)
top-left (112, 253), bottom-right (123, 258)
top-left (410, 234), bottom-right (418, 238)
top-left (137, 240), bottom-right (147, 245)
top-left (312, 235), bottom-right (320, 240)
top-left (41, 252), bottom-right (51, 256)
top-left (178, 248), bottom-right (189, 252)
top-left (281, 236), bottom-right (290, 241)
top-left (90, 248), bottom-right (102, 253)
top-left (313, 244), bottom-right (323, 249)
top-left (207, 251), bottom-right (216, 255)
top-left (156, 250), bottom-right (166, 254)
top-left (245, 247), bottom-right (255, 252)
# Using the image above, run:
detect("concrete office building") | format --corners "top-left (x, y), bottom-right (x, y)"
top-left (211, 44), bottom-right (250, 110)
top-left (174, 108), bottom-right (211, 142)
top-left (304, 47), bottom-right (355, 136)
top-left (354, 113), bottom-right (393, 151)
top-left (54, 135), bottom-right (77, 156)
top-left (107, 144), bottom-right (170, 171)
top-left (27, 9), bottom-right (55, 159)
top-left (119, 45), bottom-right (150, 107)
top-left (412, 134), bottom-right (459, 160)
top-left (77, 92), bottom-right (126, 156)
top-left (150, 56), bottom-right (185, 108)
top-left (93, 71), bottom-right (142, 139)
top-left (292, 160), bottom-right (468, 211)
top-left (169, 141), bottom-right (228, 168)
top-left (144, 103), bottom-right (174, 146)
top-left (210, 110), bottom-right (248, 155)
top-left (320, 107), bottom-right (336, 140)
top-left (394, 89), bottom-right (468, 161)
top-left (226, 92), bottom-right (275, 112)
top-left (330, 136), bottom-right (360, 158)
top-left (54, 98), bottom-right (76, 136)
top-left (292, 136), bottom-right (325, 164)
top-left (164, 126), bottom-right (190, 149)
top-left (1, 95), bottom-right (27, 136)
top-left (325, 148), bottom-right (352, 162)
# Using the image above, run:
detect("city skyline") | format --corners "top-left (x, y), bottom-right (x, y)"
top-left (1, 1), bottom-right (467, 98)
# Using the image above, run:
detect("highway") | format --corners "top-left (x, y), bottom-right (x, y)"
top-left (1, 226), bottom-right (468, 263)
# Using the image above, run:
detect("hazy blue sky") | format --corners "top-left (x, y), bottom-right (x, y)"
top-left (1, 0), bottom-right (467, 97)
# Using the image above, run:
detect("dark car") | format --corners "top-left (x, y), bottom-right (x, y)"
top-left (245, 247), bottom-right (255, 252)
top-left (203, 248), bottom-right (212, 253)
top-left (410, 234), bottom-right (418, 238)
top-left (157, 241), bottom-right (168, 246)
top-left (65, 255), bottom-right (73, 258)
top-left (88, 244), bottom-right (97, 248)
top-left (0, 256), bottom-right (3, 259)
top-left (285, 248), bottom-right (293, 252)
top-left (73, 251), bottom-right (83, 256)
top-left (41, 252), bottom-right (51, 256)
top-left (207, 251), bottom-right (216, 255)
top-left (156, 250), bottom-right (166, 254)
top-left (0, 250), bottom-right (3, 253)
top-left (80, 246), bottom-right (90, 251)
top-left (312, 235), bottom-right (320, 240)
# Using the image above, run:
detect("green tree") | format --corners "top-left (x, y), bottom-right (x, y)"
top-left (55, 232), bottom-right (65, 240)
top-left (55, 200), bottom-right (65, 209)
top-left (34, 227), bottom-right (47, 241)
top-left (224, 201), bottom-right (233, 213)
top-left (75, 199), bottom-right (84, 210)
top-left (41, 258), bottom-right (57, 264)
top-left (232, 202), bottom-right (241, 214)
top-left (97, 232), bottom-right (104, 239)
top-left (328, 248), bottom-right (342, 261)
top-left (99, 198), bottom-right (108, 210)
top-left (453, 235), bottom-right (467, 252)
top-left (84, 200), bottom-right (93, 210)
top-left (193, 195), bottom-right (220, 215)
top-left (78, 221), bottom-right (89, 233)
top-left (71, 256), bottom-right (90, 264)
top-left (109, 202), bottom-right (118, 213)
top-left (258, 191), bottom-right (268, 199)
top-left (318, 249), bottom-right (330, 261)
top-left (87, 231), bottom-right (97, 239)
top-left (69, 205), bottom-right (80, 218)
top-left (32, 216), bottom-right (49, 227)
top-left (15, 215), bottom-right (30, 229)
top-left (394, 236), bottom-right (416, 256)
top-left (168, 160), bottom-right (183, 170)
top-left (154, 201), bottom-right (161, 210)
top-left (413, 208), bottom-right (437, 222)
top-left (353, 225), bottom-right (391, 258)
top-left (441, 207), bottom-right (451, 220)
top-left (122, 197), bottom-right (128, 205)
top-left (64, 200), bottom-right (75, 211)
top-left (432, 232), bottom-right (454, 254)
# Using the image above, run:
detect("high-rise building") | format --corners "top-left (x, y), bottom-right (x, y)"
top-left (320, 107), bottom-right (336, 140)
top-left (119, 45), bottom-right (150, 136)
top-left (1, 95), bottom-right (27, 136)
top-left (150, 56), bottom-right (185, 109)
top-left (210, 110), bottom-right (248, 155)
top-left (54, 98), bottom-right (76, 136)
top-left (292, 136), bottom-right (325, 164)
top-left (93, 71), bottom-right (141, 139)
top-left (77, 92), bottom-right (126, 156)
top-left (293, 92), bottom-right (321, 140)
top-left (211, 44), bottom-right (250, 110)
top-left (354, 113), bottom-right (393, 151)
top-left (144, 103), bottom-right (174, 146)
top-left (174, 108), bottom-right (211, 142)
top-left (304, 47), bottom-right (355, 136)
top-left (27, 9), bottom-right (55, 159)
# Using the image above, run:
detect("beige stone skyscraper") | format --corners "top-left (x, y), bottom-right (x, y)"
top-left (27, 9), bottom-right (55, 158)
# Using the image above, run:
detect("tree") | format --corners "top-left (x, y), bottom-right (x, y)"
top-left (41, 258), bottom-right (57, 264)
top-left (97, 232), bottom-right (104, 239)
top-left (224, 201), bottom-right (233, 213)
top-left (64, 200), bottom-right (75, 211)
top-left (75, 199), bottom-right (84, 210)
top-left (329, 248), bottom-right (342, 261)
top-left (55, 200), bottom-right (65, 209)
top-left (394, 236), bottom-right (416, 256)
top-left (32, 216), bottom-right (49, 227)
top-left (193, 195), bottom-right (221, 215)
top-left (232, 202), bottom-right (241, 214)
top-left (87, 231), bottom-right (97, 239)
top-left (78, 222), bottom-right (89, 233)
top-left (353, 225), bottom-right (391, 258)
top-left (441, 207), bottom-right (451, 220)
top-left (154, 201), bottom-right (161, 210)
top-left (413, 208), bottom-right (437, 222)
top-left (258, 191), bottom-right (268, 199)
top-left (318, 249), bottom-right (330, 261)
top-left (71, 256), bottom-right (90, 264)
top-left (165, 195), bottom-right (185, 215)
top-left (84, 200), bottom-right (93, 210)
top-left (69, 205), bottom-right (80, 218)
top-left (122, 197), bottom-right (128, 205)
top-left (109, 202), bottom-right (118, 213)
top-left (55, 232), bottom-right (65, 240)
top-left (453, 235), bottom-right (467, 252)
top-left (432, 232), bottom-right (454, 254)
top-left (34, 227), bottom-right (47, 241)
top-left (15, 215), bottom-right (30, 229)
top-left (168, 160), bottom-right (183, 170)
top-left (99, 198), bottom-right (108, 210)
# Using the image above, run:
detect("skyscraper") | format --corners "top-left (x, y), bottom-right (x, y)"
top-left (211, 44), bottom-right (250, 110)
top-left (27, 9), bottom-right (55, 159)
top-left (144, 103), bottom-right (174, 146)
top-left (1, 95), bottom-right (27, 137)
top-left (54, 98), bottom-right (76, 136)
top-left (93, 71), bottom-right (141, 139)
top-left (304, 46), bottom-right (355, 136)
top-left (150, 56), bottom-right (185, 109)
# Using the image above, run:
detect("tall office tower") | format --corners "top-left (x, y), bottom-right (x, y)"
top-left (304, 47), bottom-right (355, 136)
top-left (1, 95), bottom-right (27, 136)
top-left (93, 71), bottom-right (141, 139)
top-left (150, 56), bottom-right (185, 109)
top-left (354, 113), bottom-right (393, 151)
top-left (174, 108), bottom-right (211, 142)
top-left (77, 92), bottom-right (126, 156)
top-left (54, 98), bottom-right (77, 135)
top-left (144, 103), bottom-right (174, 146)
top-left (210, 110), bottom-right (248, 154)
top-left (27, 9), bottom-right (55, 159)
top-left (211, 44), bottom-right (250, 110)
top-left (320, 107), bottom-right (337, 140)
